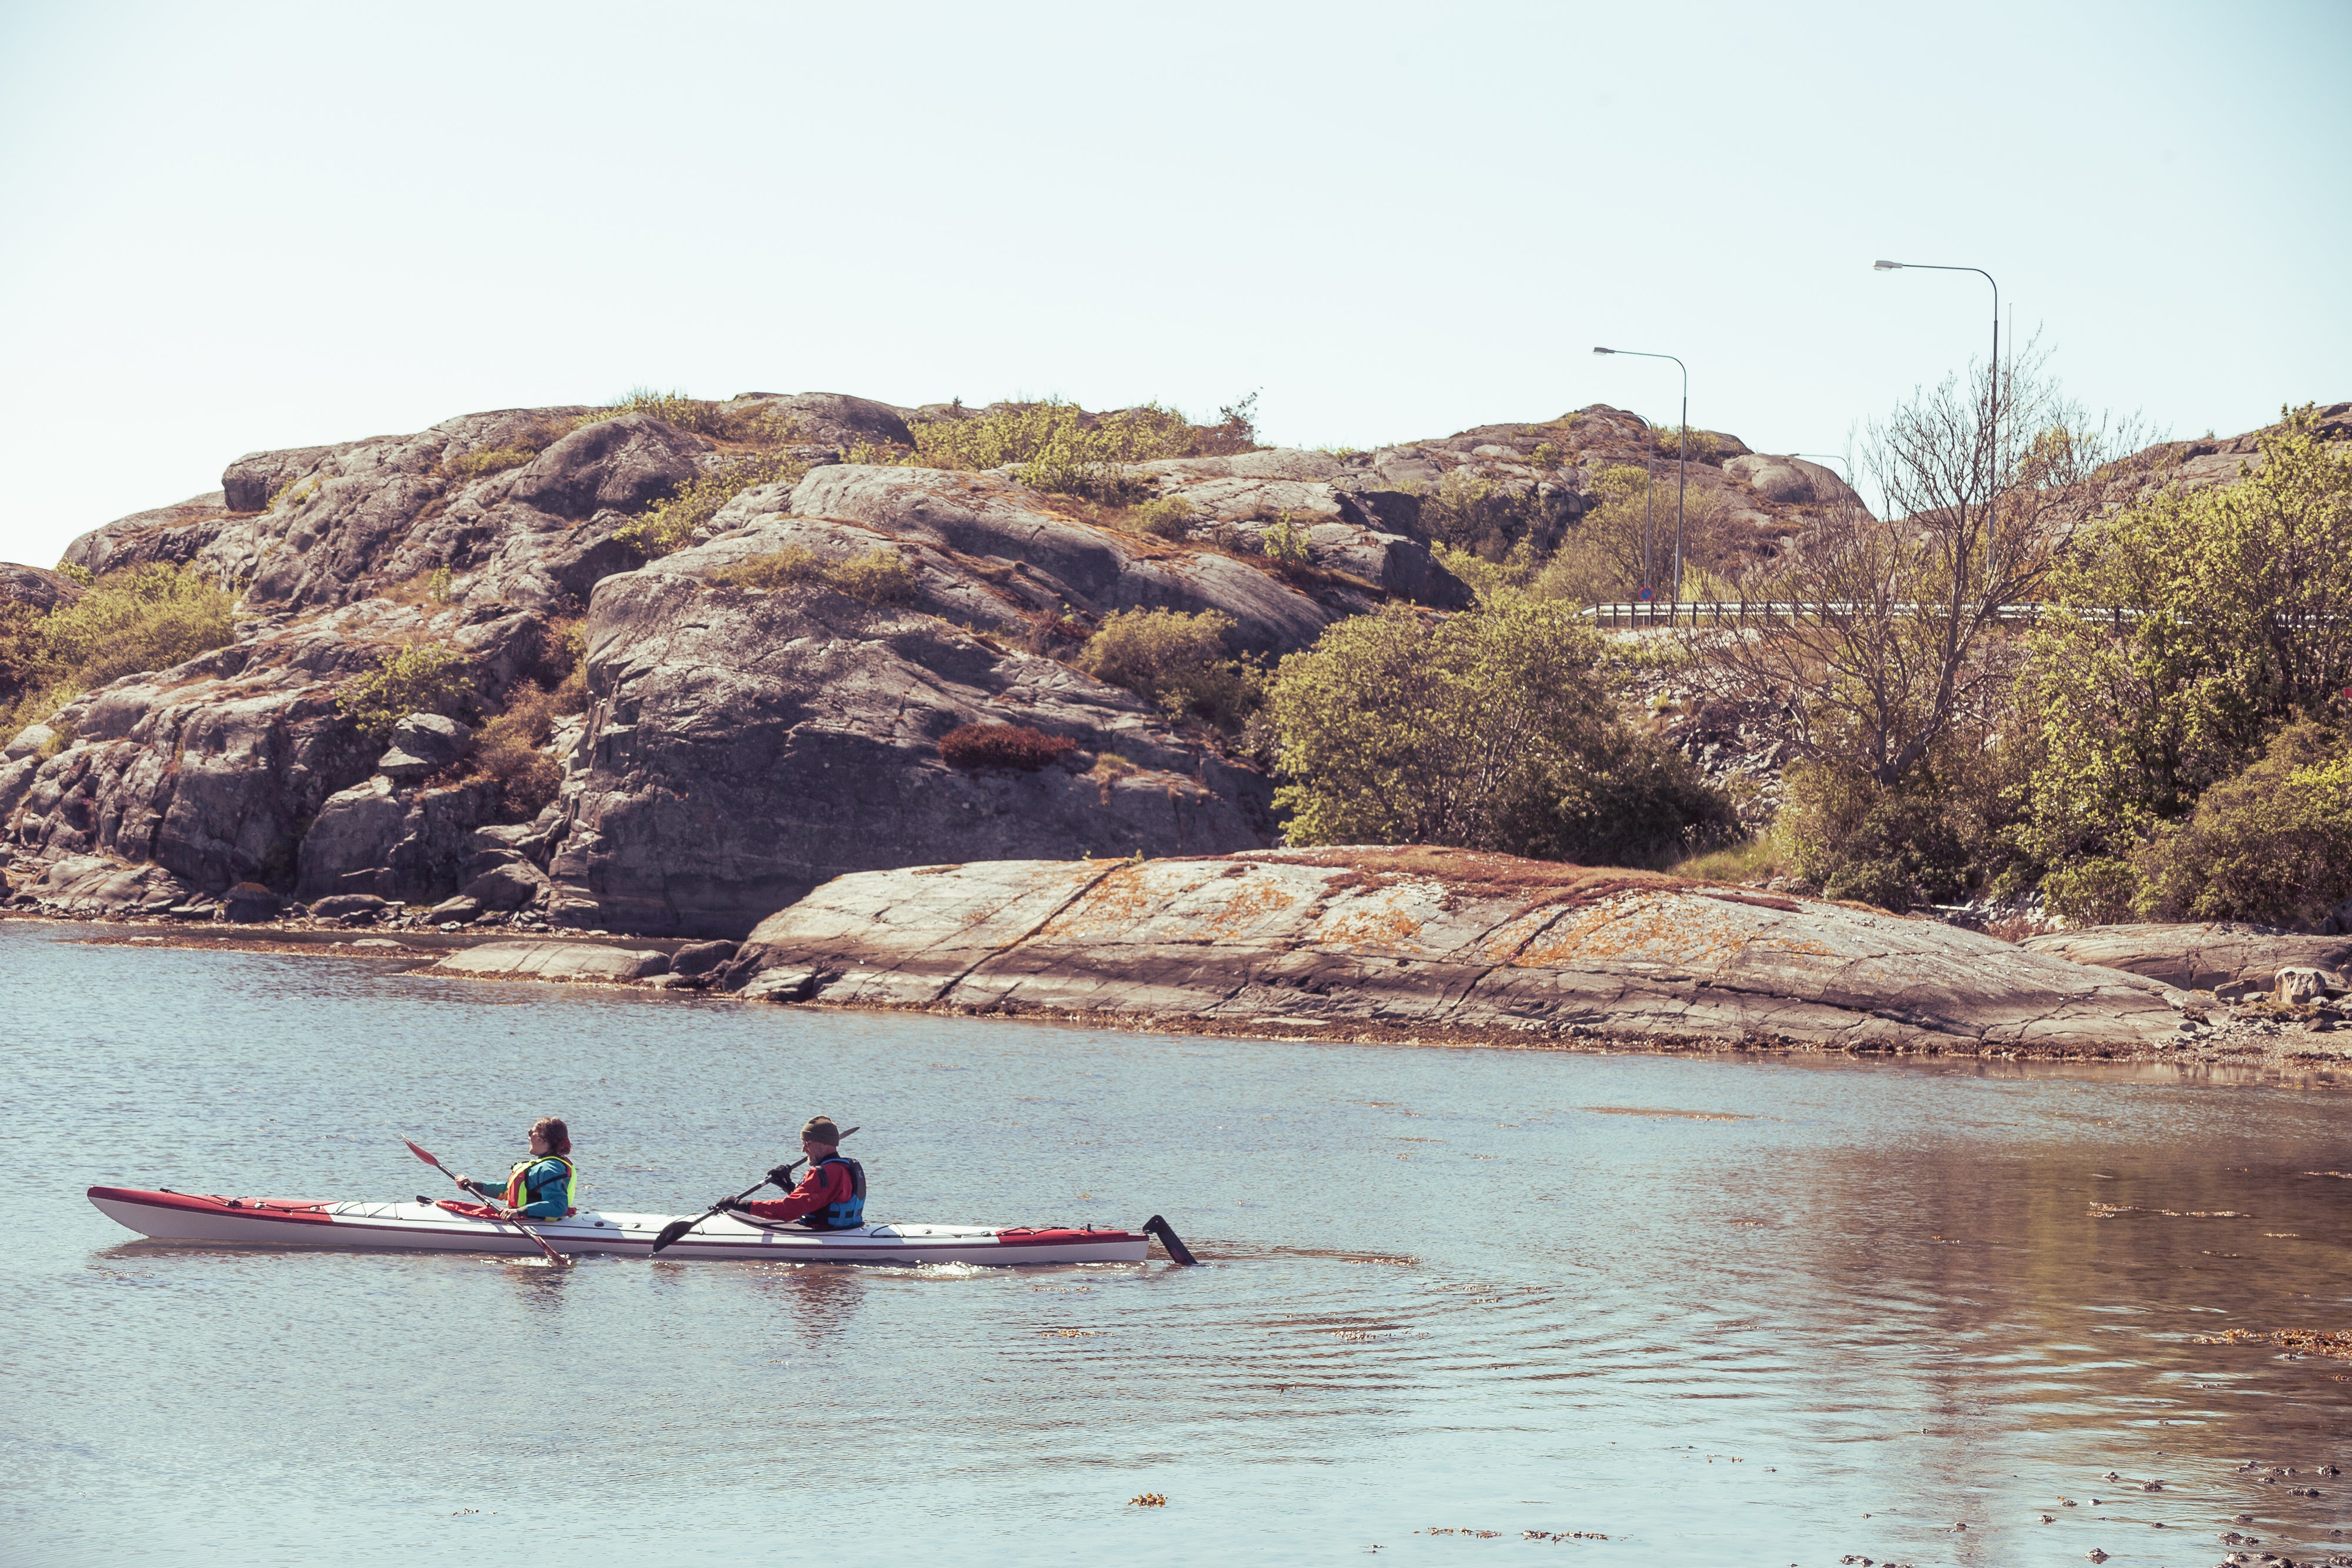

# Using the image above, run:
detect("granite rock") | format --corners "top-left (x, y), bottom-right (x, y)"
top-left (736, 848), bottom-right (2190, 1053)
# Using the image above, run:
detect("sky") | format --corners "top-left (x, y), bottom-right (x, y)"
top-left (2, 0), bottom-right (2347, 567)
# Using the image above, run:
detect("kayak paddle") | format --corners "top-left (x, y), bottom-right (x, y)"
top-left (651, 1125), bottom-right (861, 1255)
top-left (403, 1137), bottom-right (567, 1268)
top-left (648, 1162), bottom-right (797, 1256)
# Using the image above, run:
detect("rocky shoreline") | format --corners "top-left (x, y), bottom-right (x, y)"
top-left (24, 847), bottom-right (2352, 1082)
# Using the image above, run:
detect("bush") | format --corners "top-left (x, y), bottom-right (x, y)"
top-left (576, 388), bottom-right (798, 445)
top-left (2130, 722), bottom-right (2352, 928)
top-left (41, 563), bottom-right (236, 691)
top-left (447, 446), bottom-right (539, 480)
top-left (1779, 761), bottom-right (1976, 911)
top-left (1078, 608), bottom-right (1262, 730)
top-left (940, 723), bottom-right (1077, 772)
top-left (613, 451), bottom-right (808, 559)
top-left (1496, 726), bottom-right (1740, 868)
top-left (474, 682), bottom-right (564, 819)
top-left (1132, 496), bottom-right (1198, 541)
top-left (336, 644), bottom-right (476, 744)
top-left (708, 547), bottom-right (918, 606)
top-left (907, 397), bottom-right (1256, 502)
top-left (1259, 515), bottom-right (1313, 567)
top-left (824, 550), bottom-right (917, 606)
top-left (1267, 598), bottom-right (1732, 864)
top-left (2, 564), bottom-right (238, 741)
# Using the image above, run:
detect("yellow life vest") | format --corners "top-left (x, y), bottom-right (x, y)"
top-left (502, 1154), bottom-right (577, 1216)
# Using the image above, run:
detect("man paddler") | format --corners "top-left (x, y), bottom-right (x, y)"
top-left (449, 1116), bottom-right (578, 1219)
top-left (720, 1116), bottom-right (866, 1229)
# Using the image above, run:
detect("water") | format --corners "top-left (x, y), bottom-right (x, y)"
top-left (3, 921), bottom-right (2347, 1567)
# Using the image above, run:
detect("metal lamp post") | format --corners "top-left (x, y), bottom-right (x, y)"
top-left (1593, 347), bottom-right (1688, 603)
top-left (1873, 259), bottom-right (2001, 581)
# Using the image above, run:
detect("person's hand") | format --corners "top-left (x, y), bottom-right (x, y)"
top-left (454, 1175), bottom-right (473, 1191)
top-left (714, 1197), bottom-right (743, 1212)
top-left (766, 1165), bottom-right (796, 1188)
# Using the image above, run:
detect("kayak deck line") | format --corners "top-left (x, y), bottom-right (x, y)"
top-left (86, 1186), bottom-right (1155, 1265)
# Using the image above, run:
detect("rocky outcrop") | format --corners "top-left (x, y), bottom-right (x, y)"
top-left (730, 848), bottom-right (2190, 1054)
top-left (432, 939), bottom-right (670, 983)
top-left (9, 392), bottom-right (1855, 937)
top-left (1, 563), bottom-right (86, 614)
top-left (2020, 923), bottom-right (2352, 992)
top-left (539, 506), bottom-right (1282, 936)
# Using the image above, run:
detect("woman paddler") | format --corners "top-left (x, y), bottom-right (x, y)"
top-left (449, 1116), bottom-right (579, 1220)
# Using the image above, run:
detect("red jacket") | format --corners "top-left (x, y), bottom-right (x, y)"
top-left (737, 1159), bottom-right (854, 1225)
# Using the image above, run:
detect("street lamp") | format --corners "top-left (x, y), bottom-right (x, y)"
top-left (1593, 347), bottom-right (1688, 602)
top-left (1873, 259), bottom-right (2001, 581)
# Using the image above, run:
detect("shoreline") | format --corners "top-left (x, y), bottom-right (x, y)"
top-left (22, 913), bottom-right (2351, 1087)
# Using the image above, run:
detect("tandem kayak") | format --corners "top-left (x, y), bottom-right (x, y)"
top-left (86, 1186), bottom-right (1157, 1266)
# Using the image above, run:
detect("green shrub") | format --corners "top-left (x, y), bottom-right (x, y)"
top-left (708, 547), bottom-right (918, 606)
top-left (576, 388), bottom-right (799, 445)
top-left (1078, 608), bottom-right (1263, 730)
top-left (1259, 515), bottom-right (1314, 567)
top-left (1267, 597), bottom-right (1731, 864)
top-left (2130, 722), bottom-right (2352, 927)
top-left (473, 681), bottom-right (564, 818)
top-left (336, 644), bottom-right (476, 744)
top-left (1132, 496), bottom-right (1198, 541)
top-left (41, 563), bottom-right (237, 691)
top-left (906, 398), bottom-right (1255, 502)
top-left (448, 447), bottom-right (539, 480)
top-left (1779, 760), bottom-right (1986, 911)
top-left (613, 452), bottom-right (809, 559)
top-left (4, 563), bottom-right (239, 740)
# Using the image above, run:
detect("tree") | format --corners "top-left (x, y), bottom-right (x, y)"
top-left (1695, 347), bottom-right (2147, 790)
top-left (2014, 405), bottom-right (2352, 910)
top-left (1267, 599), bottom-right (1731, 864)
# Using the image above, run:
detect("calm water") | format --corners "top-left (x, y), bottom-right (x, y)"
top-left (3, 921), bottom-right (2348, 1567)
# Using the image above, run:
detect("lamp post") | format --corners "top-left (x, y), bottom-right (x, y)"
top-left (1593, 347), bottom-right (1687, 602)
top-left (1873, 259), bottom-right (2000, 582)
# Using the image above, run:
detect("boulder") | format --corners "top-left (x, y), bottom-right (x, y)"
top-left (6, 855), bottom-right (198, 918)
top-left (461, 852), bottom-right (550, 911)
top-left (2020, 923), bottom-right (2352, 992)
top-left (1724, 454), bottom-right (1816, 503)
top-left (432, 940), bottom-right (670, 983)
top-left (427, 894), bottom-right (483, 924)
top-left (0, 562), bottom-right (86, 613)
top-left (735, 848), bottom-right (2190, 1054)
top-left (669, 938), bottom-right (739, 977)
top-left (309, 892), bottom-right (387, 921)
top-left (376, 713), bottom-right (475, 780)
top-left (502, 414), bottom-right (711, 520)
top-left (2275, 967), bottom-right (2340, 1005)
top-left (222, 881), bottom-right (283, 923)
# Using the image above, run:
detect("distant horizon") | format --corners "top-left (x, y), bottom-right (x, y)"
top-left (4, 0), bottom-right (2347, 566)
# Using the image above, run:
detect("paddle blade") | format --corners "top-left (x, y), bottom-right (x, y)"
top-left (402, 1138), bottom-right (445, 1169)
top-left (1142, 1215), bottom-right (1198, 1266)
top-left (648, 1216), bottom-right (700, 1255)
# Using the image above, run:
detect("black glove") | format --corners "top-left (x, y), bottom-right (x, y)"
top-left (714, 1196), bottom-right (744, 1212)
top-left (766, 1164), bottom-right (798, 1189)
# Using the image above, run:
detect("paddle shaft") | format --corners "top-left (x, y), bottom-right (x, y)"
top-left (403, 1138), bottom-right (567, 1267)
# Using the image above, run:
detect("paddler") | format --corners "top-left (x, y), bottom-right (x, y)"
top-left (450, 1116), bottom-right (578, 1219)
top-left (719, 1116), bottom-right (865, 1230)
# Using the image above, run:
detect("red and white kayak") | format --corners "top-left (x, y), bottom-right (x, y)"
top-left (87, 1186), bottom-right (1154, 1266)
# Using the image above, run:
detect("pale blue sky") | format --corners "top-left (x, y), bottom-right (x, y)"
top-left (2, 1), bottom-right (2346, 566)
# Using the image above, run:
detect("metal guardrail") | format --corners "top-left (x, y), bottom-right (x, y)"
top-left (1579, 601), bottom-right (2136, 628)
